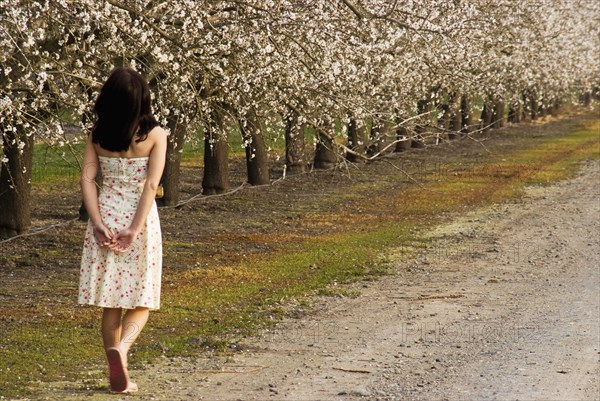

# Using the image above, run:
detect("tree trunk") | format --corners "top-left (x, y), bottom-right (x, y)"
top-left (437, 100), bottom-right (451, 142)
top-left (394, 111), bottom-right (411, 152)
top-left (78, 202), bottom-right (89, 221)
top-left (480, 100), bottom-right (493, 130)
top-left (394, 126), bottom-right (411, 152)
top-left (0, 127), bottom-right (33, 239)
top-left (507, 102), bottom-right (521, 124)
top-left (240, 109), bottom-right (269, 185)
top-left (522, 91), bottom-right (531, 122)
top-left (314, 119), bottom-right (337, 169)
top-left (450, 95), bottom-right (463, 134)
top-left (413, 99), bottom-right (428, 147)
top-left (530, 90), bottom-right (539, 120)
top-left (460, 94), bottom-right (472, 133)
top-left (538, 98), bottom-right (547, 118)
top-left (367, 116), bottom-right (385, 157)
top-left (346, 118), bottom-right (366, 162)
top-left (158, 115), bottom-right (186, 206)
top-left (284, 108), bottom-right (306, 174)
top-left (415, 99), bottom-right (429, 135)
top-left (491, 99), bottom-right (505, 129)
top-left (448, 93), bottom-right (462, 139)
top-left (438, 102), bottom-right (451, 131)
top-left (202, 109), bottom-right (229, 195)
top-left (551, 99), bottom-right (561, 116)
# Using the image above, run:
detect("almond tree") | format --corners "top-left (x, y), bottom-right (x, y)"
top-left (1, 0), bottom-right (598, 237)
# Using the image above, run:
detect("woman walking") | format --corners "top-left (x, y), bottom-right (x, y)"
top-left (78, 67), bottom-right (167, 394)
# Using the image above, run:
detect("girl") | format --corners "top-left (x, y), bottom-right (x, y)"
top-left (78, 67), bottom-right (167, 394)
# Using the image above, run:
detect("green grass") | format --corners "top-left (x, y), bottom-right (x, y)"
top-left (32, 143), bottom-right (84, 187)
top-left (2, 114), bottom-right (599, 398)
top-left (30, 116), bottom-right (330, 181)
top-left (510, 121), bottom-right (600, 184)
top-left (31, 122), bottom-right (293, 182)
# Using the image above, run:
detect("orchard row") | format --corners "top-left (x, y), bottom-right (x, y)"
top-left (1, 0), bottom-right (598, 237)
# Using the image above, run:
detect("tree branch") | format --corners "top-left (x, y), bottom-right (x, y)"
top-left (104, 0), bottom-right (184, 49)
top-left (340, 0), bottom-right (365, 20)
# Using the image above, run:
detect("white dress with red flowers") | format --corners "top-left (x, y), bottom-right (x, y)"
top-left (79, 156), bottom-right (162, 310)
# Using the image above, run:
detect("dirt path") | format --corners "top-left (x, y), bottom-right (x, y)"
top-left (46, 160), bottom-right (599, 401)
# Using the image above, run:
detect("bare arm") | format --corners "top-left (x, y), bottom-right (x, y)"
top-left (112, 127), bottom-right (167, 251)
top-left (81, 135), bottom-right (113, 246)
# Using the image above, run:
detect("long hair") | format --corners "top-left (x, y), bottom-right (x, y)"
top-left (91, 67), bottom-right (158, 151)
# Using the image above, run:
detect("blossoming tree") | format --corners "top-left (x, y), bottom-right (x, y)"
top-left (1, 0), bottom-right (598, 238)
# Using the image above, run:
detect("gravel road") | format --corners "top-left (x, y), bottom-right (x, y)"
top-left (45, 160), bottom-right (599, 401)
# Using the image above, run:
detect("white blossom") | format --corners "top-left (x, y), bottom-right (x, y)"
top-left (0, 0), bottom-right (597, 163)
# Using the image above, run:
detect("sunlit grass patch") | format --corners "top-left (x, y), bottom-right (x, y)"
top-left (0, 322), bottom-right (103, 392)
top-left (31, 143), bottom-right (83, 188)
top-left (397, 120), bottom-right (599, 210)
top-left (508, 121), bottom-right (600, 185)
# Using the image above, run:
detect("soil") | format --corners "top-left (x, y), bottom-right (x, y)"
top-left (1, 111), bottom-right (599, 400)
top-left (40, 154), bottom-right (599, 399)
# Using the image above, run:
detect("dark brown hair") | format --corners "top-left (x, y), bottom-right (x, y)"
top-left (91, 67), bottom-right (158, 151)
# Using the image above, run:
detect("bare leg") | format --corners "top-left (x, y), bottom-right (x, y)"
top-left (119, 307), bottom-right (150, 361)
top-left (102, 307), bottom-right (148, 393)
top-left (102, 308), bottom-right (123, 350)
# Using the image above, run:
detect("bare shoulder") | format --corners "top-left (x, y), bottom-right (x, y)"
top-left (148, 125), bottom-right (168, 142)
